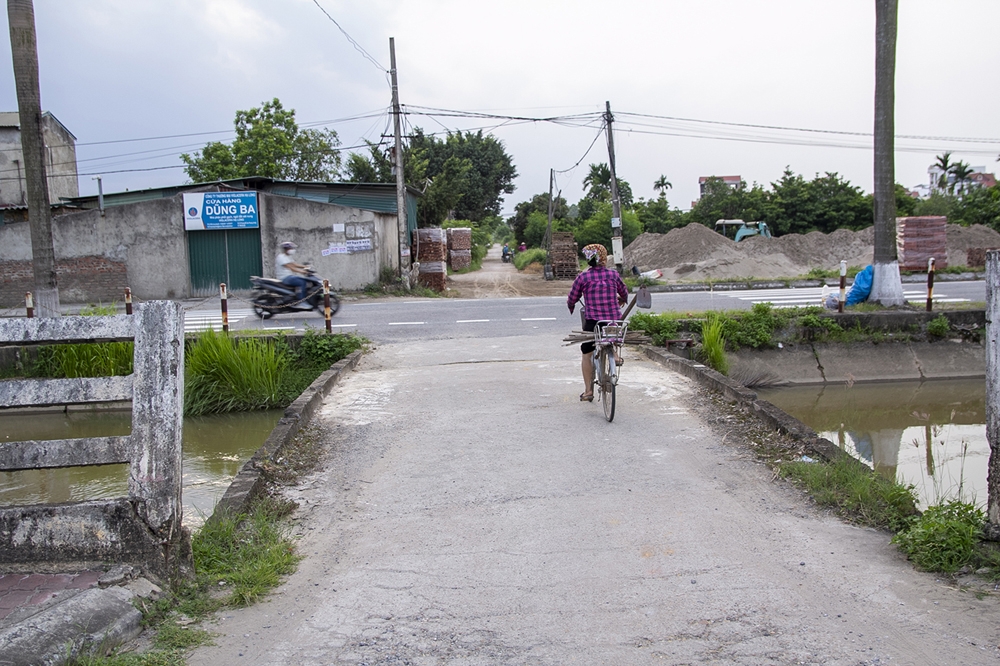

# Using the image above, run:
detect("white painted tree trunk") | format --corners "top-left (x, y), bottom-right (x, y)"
top-left (870, 261), bottom-right (905, 306)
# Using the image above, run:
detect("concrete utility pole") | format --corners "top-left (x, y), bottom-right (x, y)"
top-left (987, 250), bottom-right (1000, 535)
top-left (390, 37), bottom-right (409, 283)
top-left (544, 168), bottom-right (554, 280)
top-left (604, 101), bottom-right (624, 274)
top-left (8, 0), bottom-right (59, 316)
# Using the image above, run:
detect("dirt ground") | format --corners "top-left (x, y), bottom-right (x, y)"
top-left (446, 246), bottom-right (575, 298)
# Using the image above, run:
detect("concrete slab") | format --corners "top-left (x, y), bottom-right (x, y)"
top-left (911, 340), bottom-right (986, 379)
top-left (814, 342), bottom-right (922, 383)
top-left (727, 345), bottom-right (824, 385)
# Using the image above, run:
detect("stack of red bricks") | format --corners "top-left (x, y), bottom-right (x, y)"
top-left (414, 228), bottom-right (448, 291)
top-left (446, 227), bottom-right (472, 271)
top-left (550, 232), bottom-right (580, 280)
top-left (896, 216), bottom-right (948, 271)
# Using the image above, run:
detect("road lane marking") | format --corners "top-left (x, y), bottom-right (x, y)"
top-left (388, 321), bottom-right (426, 325)
top-left (329, 323), bottom-right (357, 328)
top-left (521, 317), bottom-right (557, 321)
top-left (457, 319), bottom-right (490, 323)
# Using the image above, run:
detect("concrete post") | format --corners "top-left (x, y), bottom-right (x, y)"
top-left (986, 251), bottom-right (1000, 528)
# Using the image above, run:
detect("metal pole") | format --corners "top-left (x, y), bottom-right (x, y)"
top-left (390, 38), bottom-right (409, 282)
top-left (604, 101), bottom-right (624, 273)
top-left (838, 261), bottom-right (847, 313)
top-left (926, 257), bottom-right (935, 312)
top-left (220, 283), bottom-right (229, 333)
top-left (92, 175), bottom-right (104, 216)
top-left (324, 280), bottom-right (332, 334)
top-left (544, 168), bottom-right (554, 280)
top-left (25, 292), bottom-right (33, 319)
top-left (124, 287), bottom-right (133, 315)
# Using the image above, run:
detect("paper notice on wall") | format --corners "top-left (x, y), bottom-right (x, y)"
top-left (332, 223), bottom-right (345, 233)
top-left (346, 238), bottom-right (373, 253)
top-left (321, 243), bottom-right (348, 256)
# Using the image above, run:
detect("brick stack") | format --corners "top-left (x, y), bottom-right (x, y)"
top-left (550, 232), bottom-right (580, 280)
top-left (447, 227), bottom-right (472, 271)
top-left (896, 216), bottom-right (948, 271)
top-left (414, 228), bottom-right (448, 291)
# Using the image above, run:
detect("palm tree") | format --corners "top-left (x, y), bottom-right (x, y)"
top-left (870, 0), bottom-right (905, 306)
top-left (653, 175), bottom-right (672, 197)
top-left (8, 0), bottom-right (59, 316)
top-left (933, 151), bottom-right (953, 193)
top-left (583, 163), bottom-right (611, 198)
top-left (950, 161), bottom-right (974, 198)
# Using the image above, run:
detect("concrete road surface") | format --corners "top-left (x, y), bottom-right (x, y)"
top-left (188, 335), bottom-right (1000, 665)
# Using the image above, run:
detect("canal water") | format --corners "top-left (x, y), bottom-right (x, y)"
top-left (759, 378), bottom-right (986, 510)
top-left (0, 409), bottom-right (282, 527)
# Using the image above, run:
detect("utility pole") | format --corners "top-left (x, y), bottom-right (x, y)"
top-left (544, 168), bottom-right (554, 280)
top-left (604, 101), bottom-right (624, 274)
top-left (9, 0), bottom-right (59, 316)
top-left (389, 37), bottom-right (409, 284)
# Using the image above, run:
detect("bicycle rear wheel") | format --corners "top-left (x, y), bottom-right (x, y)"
top-left (600, 347), bottom-right (616, 422)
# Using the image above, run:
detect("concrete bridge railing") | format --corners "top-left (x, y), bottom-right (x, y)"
top-left (0, 301), bottom-right (189, 580)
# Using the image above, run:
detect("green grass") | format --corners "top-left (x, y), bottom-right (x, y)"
top-left (184, 330), bottom-right (291, 415)
top-left (927, 314), bottom-right (951, 338)
top-left (513, 247), bottom-right (547, 270)
top-left (629, 311), bottom-right (682, 345)
top-left (892, 500), bottom-right (984, 573)
top-left (779, 455), bottom-right (919, 532)
top-left (699, 314), bottom-right (728, 374)
top-left (32, 341), bottom-right (134, 378)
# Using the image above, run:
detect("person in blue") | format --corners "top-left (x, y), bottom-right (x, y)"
top-left (502, 243), bottom-right (512, 262)
top-left (275, 241), bottom-right (310, 309)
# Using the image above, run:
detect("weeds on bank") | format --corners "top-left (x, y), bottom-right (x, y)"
top-left (513, 248), bottom-right (546, 270)
top-left (698, 314), bottom-right (728, 374)
top-left (70, 495), bottom-right (301, 666)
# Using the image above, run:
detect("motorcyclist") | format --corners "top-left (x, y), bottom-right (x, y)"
top-left (275, 241), bottom-right (311, 309)
top-left (502, 243), bottom-right (512, 262)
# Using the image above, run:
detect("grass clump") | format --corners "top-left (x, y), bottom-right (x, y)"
top-left (184, 330), bottom-right (290, 415)
top-left (892, 500), bottom-right (984, 573)
top-left (629, 311), bottom-right (681, 345)
top-left (513, 247), bottom-right (546, 270)
top-left (699, 314), bottom-right (729, 375)
top-left (779, 455), bottom-right (918, 532)
top-left (33, 341), bottom-right (134, 378)
top-left (719, 302), bottom-right (785, 349)
top-left (927, 314), bottom-right (951, 339)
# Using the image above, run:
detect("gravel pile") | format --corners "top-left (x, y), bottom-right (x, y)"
top-left (623, 223), bottom-right (1000, 281)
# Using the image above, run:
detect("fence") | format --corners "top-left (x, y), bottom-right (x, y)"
top-left (0, 301), bottom-right (188, 579)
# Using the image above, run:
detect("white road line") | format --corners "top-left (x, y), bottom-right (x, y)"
top-left (329, 323), bottom-right (357, 328)
top-left (388, 321), bottom-right (426, 326)
top-left (263, 326), bottom-right (296, 331)
top-left (521, 317), bottom-right (557, 321)
top-left (457, 319), bottom-right (490, 323)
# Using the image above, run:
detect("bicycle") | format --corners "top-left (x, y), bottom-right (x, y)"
top-left (591, 319), bottom-right (628, 422)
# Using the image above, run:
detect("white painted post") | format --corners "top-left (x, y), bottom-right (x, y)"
top-left (986, 251), bottom-right (1000, 528)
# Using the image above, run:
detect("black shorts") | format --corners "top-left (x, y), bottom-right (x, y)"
top-left (581, 319), bottom-right (598, 354)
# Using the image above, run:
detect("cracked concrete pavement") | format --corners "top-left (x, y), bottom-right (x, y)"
top-left (188, 334), bottom-right (1000, 665)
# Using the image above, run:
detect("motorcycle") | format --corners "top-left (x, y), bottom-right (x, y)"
top-left (502, 251), bottom-right (513, 264)
top-left (250, 268), bottom-right (340, 319)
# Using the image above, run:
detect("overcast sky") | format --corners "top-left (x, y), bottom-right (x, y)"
top-left (3, 0), bottom-right (998, 216)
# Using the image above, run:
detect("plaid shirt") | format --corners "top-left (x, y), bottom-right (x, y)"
top-left (567, 266), bottom-right (628, 321)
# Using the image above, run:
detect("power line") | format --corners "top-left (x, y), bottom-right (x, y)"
top-left (310, 0), bottom-right (387, 73)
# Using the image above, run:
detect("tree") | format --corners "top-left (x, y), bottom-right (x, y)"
top-left (407, 129), bottom-right (517, 222)
top-left (8, 0), bottom-right (58, 316)
top-left (687, 177), bottom-right (768, 229)
top-left (574, 201), bottom-right (642, 251)
top-left (951, 161), bottom-right (975, 198)
top-left (653, 175), bottom-right (672, 196)
top-left (634, 197), bottom-right (686, 234)
top-left (934, 151), bottom-right (954, 193)
top-left (578, 162), bottom-right (632, 220)
top-left (870, 0), bottom-right (905, 305)
top-left (507, 192), bottom-right (568, 244)
top-left (343, 141), bottom-right (394, 183)
top-left (181, 98), bottom-right (341, 182)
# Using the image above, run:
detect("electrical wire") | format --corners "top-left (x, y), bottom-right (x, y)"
top-left (310, 0), bottom-right (387, 73)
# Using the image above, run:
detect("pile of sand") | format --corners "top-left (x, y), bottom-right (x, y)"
top-left (624, 223), bottom-right (1000, 281)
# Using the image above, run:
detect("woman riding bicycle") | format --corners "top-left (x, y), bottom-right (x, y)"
top-left (566, 244), bottom-right (628, 402)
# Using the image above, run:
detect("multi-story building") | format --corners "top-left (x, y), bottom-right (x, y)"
top-left (0, 111), bottom-right (79, 207)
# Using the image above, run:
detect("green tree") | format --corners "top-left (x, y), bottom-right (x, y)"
top-left (633, 197), bottom-right (687, 234)
top-left (653, 175), bottom-right (673, 196)
top-left (950, 185), bottom-right (1000, 229)
top-left (181, 98), bottom-right (341, 182)
top-left (342, 141), bottom-right (394, 183)
top-left (951, 161), bottom-right (975, 198)
top-left (574, 202), bottom-right (643, 250)
top-left (507, 192), bottom-right (569, 244)
top-left (933, 151), bottom-right (954, 192)
top-left (579, 162), bottom-right (633, 217)
top-left (687, 177), bottom-right (768, 229)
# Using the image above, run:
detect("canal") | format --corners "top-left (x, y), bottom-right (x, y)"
top-left (0, 409), bottom-right (282, 527)
top-left (759, 378), bottom-right (986, 509)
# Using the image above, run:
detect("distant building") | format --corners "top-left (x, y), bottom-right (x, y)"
top-left (0, 111), bottom-right (79, 207)
top-left (698, 175), bottom-right (742, 198)
top-left (969, 172), bottom-right (997, 189)
top-left (927, 163), bottom-right (996, 196)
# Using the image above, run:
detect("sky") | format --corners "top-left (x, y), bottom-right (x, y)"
top-left (2, 0), bottom-right (998, 217)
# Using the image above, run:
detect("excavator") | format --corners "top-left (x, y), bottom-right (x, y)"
top-left (714, 219), bottom-right (773, 242)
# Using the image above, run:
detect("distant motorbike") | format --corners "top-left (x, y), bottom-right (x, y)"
top-left (250, 268), bottom-right (340, 319)
top-left (502, 251), bottom-right (513, 264)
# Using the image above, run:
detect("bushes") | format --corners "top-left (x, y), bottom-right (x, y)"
top-left (185, 330), bottom-right (291, 415)
top-left (629, 312), bottom-right (680, 346)
top-left (513, 247), bottom-right (547, 270)
top-left (699, 314), bottom-right (728, 374)
top-left (892, 501), bottom-right (985, 573)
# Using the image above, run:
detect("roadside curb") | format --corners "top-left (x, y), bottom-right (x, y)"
top-left (208, 349), bottom-right (364, 523)
top-left (642, 346), bottom-right (851, 465)
top-left (634, 271), bottom-right (984, 294)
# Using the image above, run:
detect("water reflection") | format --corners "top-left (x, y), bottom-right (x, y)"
top-left (759, 379), bottom-right (986, 509)
top-left (0, 409), bottom-right (282, 527)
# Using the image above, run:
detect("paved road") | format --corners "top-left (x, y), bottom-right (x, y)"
top-left (192, 280), bottom-right (984, 342)
top-left (188, 335), bottom-right (1000, 665)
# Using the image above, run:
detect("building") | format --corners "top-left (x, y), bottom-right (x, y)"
top-left (698, 175), bottom-right (742, 198)
top-left (0, 177), bottom-right (419, 303)
top-left (0, 111), bottom-right (78, 207)
top-left (927, 163), bottom-right (994, 195)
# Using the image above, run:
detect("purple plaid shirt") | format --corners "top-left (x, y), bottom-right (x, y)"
top-left (567, 266), bottom-right (628, 321)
